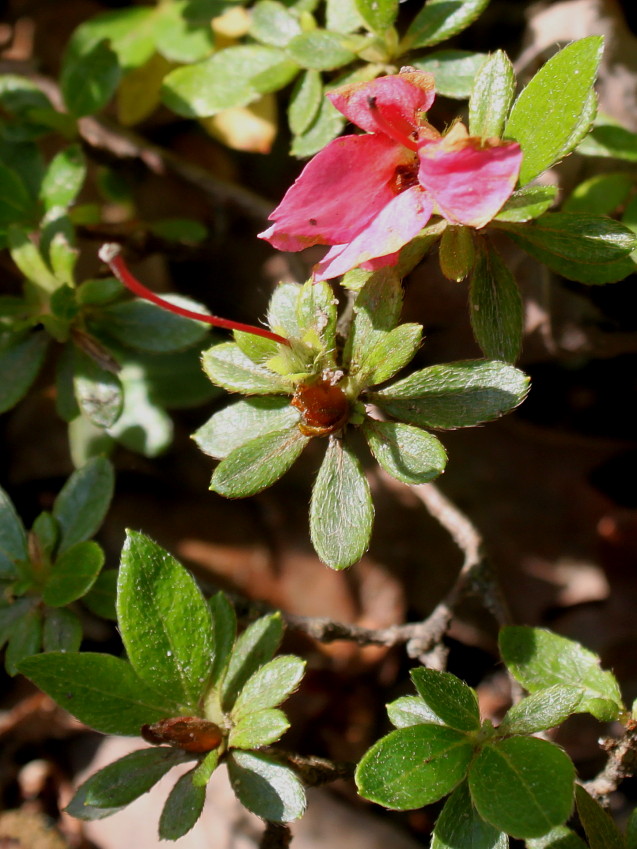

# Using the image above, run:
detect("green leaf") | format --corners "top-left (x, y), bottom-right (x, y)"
top-left (356, 724), bottom-right (474, 809)
top-left (266, 282), bottom-right (302, 338)
top-left (159, 768), bottom-right (206, 840)
top-left (229, 708), bottom-right (290, 749)
top-left (469, 50), bottom-right (515, 139)
top-left (0, 598), bottom-right (34, 649)
top-left (103, 297), bottom-right (209, 353)
top-left (355, 0), bottom-right (398, 34)
top-left (209, 426), bottom-right (309, 498)
top-left (499, 627), bottom-right (623, 721)
top-left (0, 484), bottom-right (28, 563)
top-left (344, 270), bottom-right (403, 382)
top-left (439, 226), bottom-right (476, 283)
top-left (469, 737), bottom-right (575, 838)
top-left (154, 1), bottom-right (214, 63)
top-left (73, 348), bottom-right (123, 429)
top-left (83, 748), bottom-right (189, 808)
top-left (563, 173), bottom-right (633, 216)
top-left (432, 781), bottom-right (508, 849)
top-left (504, 38), bottom-right (604, 185)
top-left (411, 668), bottom-right (481, 732)
top-left (32, 511), bottom-right (58, 557)
top-left (66, 783), bottom-right (126, 822)
top-left (296, 279), bottom-right (338, 352)
top-left (192, 749), bottom-right (220, 788)
top-left (250, 1), bottom-right (302, 46)
top-left (67, 7), bottom-right (157, 70)
top-left (82, 569), bottom-right (117, 620)
top-left (362, 420), bottom-right (447, 485)
top-left (5, 607), bottom-right (42, 675)
top-left (118, 531), bottom-right (214, 709)
top-left (148, 218), bottom-right (208, 243)
top-left (387, 695), bottom-right (446, 728)
top-left (221, 612), bottom-right (283, 712)
top-left (577, 120), bottom-right (637, 162)
top-left (365, 324), bottom-right (423, 387)
top-left (495, 186), bottom-right (557, 223)
top-left (42, 608), bottom-right (82, 653)
top-left (202, 342), bottom-right (291, 394)
top-left (8, 226), bottom-right (59, 292)
top-left (288, 69), bottom-right (323, 135)
top-left (0, 161), bottom-right (35, 226)
top-left (42, 215), bottom-right (78, 287)
top-left (162, 46), bottom-right (297, 117)
top-left (42, 541), bottom-right (104, 607)
top-left (310, 436), bottom-right (374, 570)
top-left (194, 397), bottom-right (299, 460)
top-left (575, 785), bottom-right (626, 849)
top-left (527, 826), bottom-right (589, 849)
top-left (232, 656), bottom-right (305, 719)
top-left (498, 685), bottom-right (582, 735)
top-left (327, 0), bottom-right (364, 32)
top-left (40, 145), bottom-right (86, 211)
top-left (403, 0), bottom-right (490, 50)
top-left (372, 360), bottom-right (530, 429)
top-left (286, 31), bottom-right (356, 71)
top-left (469, 239), bottom-right (523, 363)
top-left (410, 50), bottom-right (487, 99)
top-left (0, 332), bottom-right (49, 413)
top-left (627, 809), bottom-right (637, 849)
top-left (227, 751), bottom-right (307, 822)
top-left (53, 456), bottom-right (114, 553)
top-left (61, 40), bottom-right (121, 117)
top-left (499, 213), bottom-right (637, 284)
top-left (290, 93), bottom-right (346, 157)
top-left (208, 592), bottom-right (237, 687)
top-left (18, 652), bottom-right (177, 735)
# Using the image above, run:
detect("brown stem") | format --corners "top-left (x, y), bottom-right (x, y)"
top-left (260, 823), bottom-right (292, 849)
top-left (584, 719), bottom-right (637, 799)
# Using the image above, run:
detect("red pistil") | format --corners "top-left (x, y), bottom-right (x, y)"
top-left (99, 243), bottom-right (290, 347)
top-left (366, 96), bottom-right (419, 152)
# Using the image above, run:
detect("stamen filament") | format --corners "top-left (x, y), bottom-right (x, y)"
top-left (99, 244), bottom-right (290, 347)
top-left (366, 96), bottom-right (419, 152)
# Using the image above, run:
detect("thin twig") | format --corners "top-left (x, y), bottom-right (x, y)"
top-left (260, 823), bottom-right (292, 849)
top-left (584, 720), bottom-right (637, 800)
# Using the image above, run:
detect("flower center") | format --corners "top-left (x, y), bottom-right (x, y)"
top-left (389, 160), bottom-right (420, 195)
top-left (291, 379), bottom-right (350, 437)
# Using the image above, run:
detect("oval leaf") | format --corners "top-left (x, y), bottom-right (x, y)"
top-left (84, 747), bottom-right (189, 809)
top-left (53, 456), bottom-right (114, 553)
top-left (432, 781), bottom-right (508, 849)
top-left (0, 332), bottom-right (49, 414)
top-left (196, 398), bottom-right (300, 461)
top-left (43, 540), bottom-right (104, 607)
top-left (404, 0), bottom-right (490, 49)
top-left (575, 785), bottom-right (626, 849)
top-left (201, 342), bottom-right (291, 394)
top-left (363, 420), bottom-right (447, 485)
top-left (411, 50), bottom-right (487, 99)
top-left (42, 607), bottom-right (83, 653)
top-left (469, 50), bottom-right (515, 139)
top-left (229, 707), bottom-right (290, 749)
top-left (159, 769), bottom-right (206, 840)
top-left (499, 685), bottom-right (583, 735)
top-left (103, 296), bottom-right (209, 353)
top-left (232, 655), bottom-right (305, 719)
top-left (286, 31), bottom-right (355, 71)
top-left (221, 612), bottom-right (283, 712)
top-left (355, 0), bottom-right (398, 33)
top-left (387, 695), bottom-right (446, 729)
top-left (0, 484), bottom-right (28, 563)
top-left (61, 40), bottom-right (122, 117)
top-left (411, 668), bottom-right (481, 732)
top-left (227, 751), bottom-right (307, 822)
top-left (495, 186), bottom-right (557, 223)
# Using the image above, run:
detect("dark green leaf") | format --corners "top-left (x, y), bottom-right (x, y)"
top-left (73, 348), bottom-right (123, 428)
top-left (387, 695), bottom-right (445, 728)
top-left (232, 656), bottom-right (305, 719)
top-left (42, 608), bottom-right (83, 653)
top-left (5, 607), bottom-right (42, 675)
top-left (18, 652), bottom-right (177, 735)
top-left (439, 225), bottom-right (476, 282)
top-left (43, 541), bottom-right (104, 606)
top-left (499, 213), bottom-right (637, 284)
top-left (495, 186), bottom-right (557, 223)
top-left (103, 297), bottom-right (209, 353)
top-left (148, 218), bottom-right (208, 243)
top-left (403, 0), bottom-right (490, 50)
top-left (362, 419), bottom-right (447, 485)
top-left (563, 173), bottom-right (633, 216)
top-left (505, 38), bottom-right (603, 185)
top-left (286, 31), bottom-right (355, 71)
top-left (411, 668), bottom-right (480, 731)
top-left (61, 40), bottom-right (121, 117)
top-left (498, 685), bottom-right (582, 735)
top-left (344, 270), bottom-right (403, 381)
top-left (209, 426), bottom-right (309, 498)
top-left (0, 484), bottom-right (28, 563)
top-left (229, 708), bottom-right (290, 749)
top-left (355, 0), bottom-right (398, 33)
top-left (432, 781), bottom-right (508, 849)
top-left (469, 737), bottom-right (575, 838)
top-left (356, 724), bottom-right (474, 809)
top-left (84, 747), bottom-right (189, 808)
top-left (221, 612), bottom-right (283, 712)
top-left (0, 332), bottom-right (49, 414)
top-left (627, 809), bottom-right (637, 849)
top-left (77, 277), bottom-right (124, 306)
top-left (118, 531), bottom-right (214, 709)
top-left (202, 342), bottom-right (291, 394)
top-left (527, 825), bottom-right (589, 849)
top-left (32, 511), bottom-right (58, 557)
top-left (469, 239), bottom-right (523, 362)
top-left (469, 50), bottom-right (515, 138)
top-left (310, 436), bottom-right (374, 570)
top-left (578, 121), bottom-right (637, 162)
top-left (290, 94), bottom-right (345, 157)
top-left (66, 782), bottom-right (126, 822)
top-left (372, 360), bottom-right (530, 429)
top-left (0, 598), bottom-right (34, 649)
top-left (53, 456), bottom-right (114, 553)
top-left (288, 69), bottom-right (323, 135)
top-left (194, 397), bottom-right (299, 460)
top-left (250, 1), bottom-right (302, 46)
top-left (0, 161), bottom-right (35, 226)
top-left (411, 50), bottom-right (487, 99)
top-left (82, 569), bottom-right (117, 620)
top-left (227, 751), bottom-right (306, 822)
top-left (40, 145), bottom-right (86, 211)
top-left (499, 626), bottom-right (623, 721)
top-left (159, 769), bottom-right (206, 840)
top-left (575, 785), bottom-right (626, 849)
top-left (208, 592), bottom-right (237, 687)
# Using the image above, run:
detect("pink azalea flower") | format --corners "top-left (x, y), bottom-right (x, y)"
top-left (258, 69), bottom-right (523, 282)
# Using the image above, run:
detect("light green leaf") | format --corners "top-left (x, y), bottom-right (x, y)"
top-left (229, 708), bottom-right (290, 749)
top-left (209, 426), bottom-right (309, 498)
top-left (372, 360), bottom-right (530, 429)
top-left (8, 226), bottom-right (59, 291)
top-left (83, 747), bottom-right (189, 809)
top-left (575, 785), bottom-right (626, 849)
top-left (154, 1), bottom-right (214, 63)
top-left (469, 50), bottom-right (515, 139)
top-left (286, 31), bottom-right (356, 71)
top-left (66, 7), bottom-right (157, 70)
top-left (387, 695), bottom-right (446, 728)
top-left (296, 279), bottom-right (338, 353)
top-left (411, 50), bottom-right (487, 100)
top-left (232, 656), bottom-right (305, 719)
top-left (159, 769), bottom-right (206, 840)
top-left (432, 781), bottom-right (508, 849)
top-left (527, 825), bottom-right (589, 849)
top-left (499, 626), bottom-right (623, 721)
top-left (563, 173), bottom-right (633, 216)
top-left (43, 541), bottom-right (104, 607)
top-left (53, 456), bottom-right (114, 553)
top-left (363, 419), bottom-right (447, 485)
top-left (356, 724), bottom-right (474, 809)
top-left (344, 269), bottom-right (403, 381)
top-left (250, 1), bottom-right (302, 47)
top-left (118, 530), bottom-right (214, 709)
top-left (498, 685), bottom-right (583, 735)
top-left (288, 69), bottom-right (323, 135)
top-left (327, 0), bottom-right (364, 32)
top-left (363, 323), bottom-right (423, 387)
top-left (221, 612), bottom-right (283, 712)
top-left (201, 342), bottom-right (291, 394)
top-left (469, 737), bottom-right (575, 838)
top-left (61, 40), bottom-right (122, 117)
top-left (227, 751), bottom-right (307, 822)
top-left (403, 0), bottom-right (490, 50)
top-left (355, 0), bottom-right (398, 34)
top-left (439, 226), bottom-right (476, 283)
top-left (411, 668), bottom-right (481, 731)
top-left (192, 749), bottom-right (220, 788)
top-left (42, 607), bottom-right (83, 653)
top-left (194, 397), bottom-right (298, 460)
top-left (505, 37), bottom-right (604, 185)
top-left (40, 145), bottom-right (86, 211)
top-left (469, 239), bottom-right (523, 363)
top-left (495, 186), bottom-right (557, 223)
top-left (0, 332), bottom-right (49, 414)
top-left (310, 436), bottom-right (373, 570)
top-left (291, 94), bottom-right (346, 158)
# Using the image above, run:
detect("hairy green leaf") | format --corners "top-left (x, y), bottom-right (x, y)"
top-left (227, 751), bottom-right (307, 822)
top-left (363, 420), bottom-right (447, 485)
top-left (403, 0), bottom-right (490, 50)
top-left (43, 541), bottom-right (104, 606)
top-left (53, 456), bottom-right (114, 553)
top-left (469, 50), bottom-right (515, 138)
top-left (432, 781), bottom-right (508, 849)
top-left (469, 239), bottom-right (523, 362)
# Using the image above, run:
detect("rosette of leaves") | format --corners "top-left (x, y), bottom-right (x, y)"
top-left (19, 531), bottom-right (307, 839)
top-left (356, 632), bottom-right (625, 844)
top-left (194, 271), bottom-right (529, 570)
top-left (0, 457), bottom-right (114, 674)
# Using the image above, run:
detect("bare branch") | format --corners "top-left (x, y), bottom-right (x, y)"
top-left (584, 720), bottom-right (637, 799)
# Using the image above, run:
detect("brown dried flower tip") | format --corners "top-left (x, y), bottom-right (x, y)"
top-left (141, 717), bottom-right (223, 753)
top-left (291, 378), bottom-right (350, 437)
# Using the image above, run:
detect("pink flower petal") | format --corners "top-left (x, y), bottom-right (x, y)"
top-left (312, 186), bottom-right (433, 281)
top-left (258, 134), bottom-right (407, 251)
top-left (328, 72), bottom-right (435, 144)
top-left (418, 137), bottom-right (522, 228)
